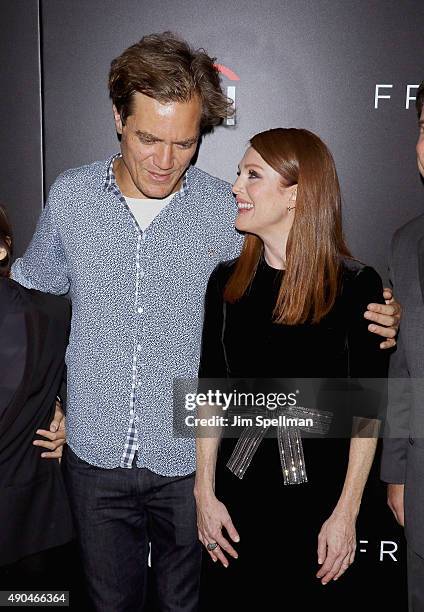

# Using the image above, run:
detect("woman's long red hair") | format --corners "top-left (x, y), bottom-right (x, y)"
top-left (224, 128), bottom-right (351, 325)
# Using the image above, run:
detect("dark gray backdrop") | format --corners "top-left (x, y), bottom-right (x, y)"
top-left (3, 0), bottom-right (423, 607)
top-left (1, 0), bottom-right (43, 257)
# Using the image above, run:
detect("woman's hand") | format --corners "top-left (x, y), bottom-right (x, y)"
top-left (316, 509), bottom-right (357, 584)
top-left (195, 489), bottom-right (240, 567)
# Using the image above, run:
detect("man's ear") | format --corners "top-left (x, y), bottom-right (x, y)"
top-left (112, 105), bottom-right (123, 135)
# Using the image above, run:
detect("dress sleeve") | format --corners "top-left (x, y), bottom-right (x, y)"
top-left (10, 176), bottom-right (70, 295)
top-left (346, 266), bottom-right (389, 423)
top-left (198, 265), bottom-right (228, 379)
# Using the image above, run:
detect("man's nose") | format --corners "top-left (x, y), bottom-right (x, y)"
top-left (153, 144), bottom-right (173, 170)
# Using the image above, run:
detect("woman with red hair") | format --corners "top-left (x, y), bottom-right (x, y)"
top-left (195, 128), bottom-right (389, 608)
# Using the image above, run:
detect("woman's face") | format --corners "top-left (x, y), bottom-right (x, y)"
top-left (0, 240), bottom-right (9, 262)
top-left (232, 147), bottom-right (296, 237)
top-left (0, 236), bottom-right (12, 261)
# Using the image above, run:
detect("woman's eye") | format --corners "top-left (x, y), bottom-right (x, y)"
top-left (248, 170), bottom-right (259, 179)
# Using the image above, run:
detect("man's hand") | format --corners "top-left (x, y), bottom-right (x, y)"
top-left (33, 400), bottom-right (66, 461)
top-left (387, 483), bottom-right (405, 526)
top-left (365, 288), bottom-right (401, 349)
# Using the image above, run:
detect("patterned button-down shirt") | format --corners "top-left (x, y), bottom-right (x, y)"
top-left (11, 154), bottom-right (243, 475)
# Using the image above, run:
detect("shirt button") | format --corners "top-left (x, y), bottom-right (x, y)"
top-left (137, 307), bottom-right (143, 314)
top-left (130, 409), bottom-right (134, 416)
top-left (140, 269), bottom-right (144, 278)
top-left (137, 344), bottom-right (142, 351)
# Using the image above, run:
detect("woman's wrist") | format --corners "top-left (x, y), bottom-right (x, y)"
top-left (194, 481), bottom-right (215, 501)
top-left (333, 497), bottom-right (361, 521)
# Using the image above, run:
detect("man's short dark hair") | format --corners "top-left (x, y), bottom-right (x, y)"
top-left (108, 32), bottom-right (234, 134)
top-left (0, 205), bottom-right (13, 277)
top-left (416, 80), bottom-right (424, 119)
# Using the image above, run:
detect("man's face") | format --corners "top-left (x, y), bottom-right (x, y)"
top-left (113, 92), bottom-right (202, 198)
top-left (417, 107), bottom-right (424, 178)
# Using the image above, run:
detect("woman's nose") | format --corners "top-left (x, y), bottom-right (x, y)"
top-left (232, 176), bottom-right (242, 194)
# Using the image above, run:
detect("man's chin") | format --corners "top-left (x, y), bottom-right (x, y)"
top-left (137, 181), bottom-right (179, 200)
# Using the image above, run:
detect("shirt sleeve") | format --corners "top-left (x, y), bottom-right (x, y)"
top-left (346, 266), bottom-right (389, 423)
top-left (11, 177), bottom-right (70, 295)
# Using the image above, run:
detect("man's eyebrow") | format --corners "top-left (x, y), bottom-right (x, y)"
top-left (135, 130), bottom-right (198, 145)
top-left (174, 137), bottom-right (198, 146)
top-left (135, 130), bottom-right (161, 141)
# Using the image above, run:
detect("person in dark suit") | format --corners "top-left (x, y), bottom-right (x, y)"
top-left (381, 80), bottom-right (424, 611)
top-left (0, 204), bottom-right (74, 571)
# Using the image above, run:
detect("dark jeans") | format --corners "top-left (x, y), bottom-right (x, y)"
top-left (62, 445), bottom-right (201, 612)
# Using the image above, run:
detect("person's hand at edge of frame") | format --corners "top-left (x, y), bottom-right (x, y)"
top-left (33, 399), bottom-right (66, 463)
top-left (365, 287), bottom-right (401, 349)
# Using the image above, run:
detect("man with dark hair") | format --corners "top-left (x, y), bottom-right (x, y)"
top-left (10, 32), bottom-right (239, 611)
top-left (381, 80), bottom-right (424, 611)
top-left (11, 32), bottom-right (400, 611)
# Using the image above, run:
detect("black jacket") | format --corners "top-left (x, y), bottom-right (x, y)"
top-left (0, 278), bottom-right (74, 566)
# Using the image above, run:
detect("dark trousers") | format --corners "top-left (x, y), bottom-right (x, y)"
top-left (62, 445), bottom-right (201, 612)
top-left (407, 545), bottom-right (424, 612)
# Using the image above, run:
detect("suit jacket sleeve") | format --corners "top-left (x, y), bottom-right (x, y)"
top-left (0, 281), bottom-right (28, 427)
top-left (380, 232), bottom-right (411, 484)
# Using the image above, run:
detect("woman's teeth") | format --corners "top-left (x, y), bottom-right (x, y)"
top-left (237, 203), bottom-right (254, 210)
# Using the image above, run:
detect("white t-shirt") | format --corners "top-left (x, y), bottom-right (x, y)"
top-left (125, 193), bottom-right (175, 231)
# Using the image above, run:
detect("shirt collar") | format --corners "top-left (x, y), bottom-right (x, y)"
top-left (103, 153), bottom-right (189, 197)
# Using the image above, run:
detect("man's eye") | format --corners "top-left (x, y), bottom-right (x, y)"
top-left (178, 143), bottom-right (193, 149)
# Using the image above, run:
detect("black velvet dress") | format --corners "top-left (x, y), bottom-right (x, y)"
top-left (198, 256), bottom-right (389, 610)
top-left (0, 278), bottom-right (74, 567)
